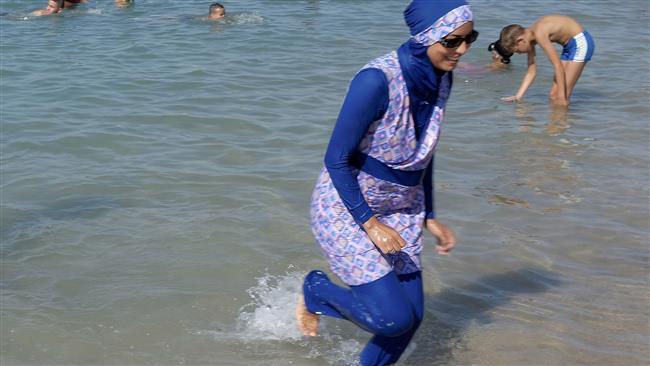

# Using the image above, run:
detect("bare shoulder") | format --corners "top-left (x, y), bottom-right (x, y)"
top-left (532, 15), bottom-right (583, 44)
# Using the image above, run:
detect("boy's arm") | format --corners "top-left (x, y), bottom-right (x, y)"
top-left (515, 48), bottom-right (537, 99)
top-left (501, 48), bottom-right (536, 102)
top-left (537, 36), bottom-right (568, 105)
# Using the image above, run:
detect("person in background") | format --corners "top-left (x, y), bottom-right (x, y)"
top-left (454, 40), bottom-right (509, 76)
top-left (497, 15), bottom-right (595, 106)
top-left (31, 0), bottom-right (86, 16)
top-left (208, 2), bottom-right (225, 20)
top-left (487, 39), bottom-right (511, 70)
top-left (115, 0), bottom-right (133, 8)
top-left (296, 1), bottom-right (477, 365)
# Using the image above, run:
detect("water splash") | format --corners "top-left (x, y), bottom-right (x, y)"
top-left (228, 13), bottom-right (264, 25)
top-left (235, 270), bottom-right (364, 365)
top-left (196, 13), bottom-right (265, 25)
top-left (236, 271), bottom-right (304, 341)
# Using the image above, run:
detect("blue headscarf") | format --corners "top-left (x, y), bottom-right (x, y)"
top-left (404, 0), bottom-right (469, 36)
top-left (397, 0), bottom-right (472, 106)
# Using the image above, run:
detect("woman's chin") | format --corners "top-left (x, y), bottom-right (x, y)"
top-left (438, 61), bottom-right (458, 71)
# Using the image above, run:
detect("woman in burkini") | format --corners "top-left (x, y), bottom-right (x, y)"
top-left (296, 1), bottom-right (477, 365)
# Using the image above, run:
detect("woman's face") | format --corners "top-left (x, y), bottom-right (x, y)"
top-left (426, 21), bottom-right (474, 71)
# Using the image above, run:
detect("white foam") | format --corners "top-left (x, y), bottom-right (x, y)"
top-left (235, 270), bottom-right (363, 365)
top-left (188, 270), bottom-right (364, 364)
top-left (236, 271), bottom-right (304, 341)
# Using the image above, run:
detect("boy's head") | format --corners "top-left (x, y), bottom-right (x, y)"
top-left (208, 2), bottom-right (225, 20)
top-left (499, 24), bottom-right (532, 54)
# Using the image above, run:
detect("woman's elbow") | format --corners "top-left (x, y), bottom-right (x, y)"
top-left (324, 151), bottom-right (349, 170)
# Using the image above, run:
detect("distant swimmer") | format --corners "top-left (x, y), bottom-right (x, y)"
top-left (115, 0), bottom-right (133, 8)
top-left (208, 2), bottom-right (225, 20)
top-left (30, 0), bottom-right (86, 16)
top-left (496, 15), bottom-right (595, 106)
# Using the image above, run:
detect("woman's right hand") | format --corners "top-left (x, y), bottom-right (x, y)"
top-left (362, 216), bottom-right (406, 255)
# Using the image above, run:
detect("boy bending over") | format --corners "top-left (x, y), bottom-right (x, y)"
top-left (31, 0), bottom-right (86, 16)
top-left (498, 15), bottom-right (594, 106)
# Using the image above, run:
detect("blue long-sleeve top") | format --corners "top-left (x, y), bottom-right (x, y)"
top-left (324, 68), bottom-right (436, 226)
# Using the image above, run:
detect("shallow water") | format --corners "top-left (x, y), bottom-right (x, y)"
top-left (1, 0), bottom-right (649, 365)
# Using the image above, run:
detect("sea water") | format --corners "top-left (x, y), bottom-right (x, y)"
top-left (1, 0), bottom-right (649, 365)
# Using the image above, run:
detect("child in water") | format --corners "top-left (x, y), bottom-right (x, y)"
top-left (31, 0), bottom-right (85, 16)
top-left (487, 39), bottom-right (510, 70)
top-left (497, 15), bottom-right (595, 106)
top-left (454, 43), bottom-right (508, 77)
top-left (115, 0), bottom-right (133, 8)
top-left (208, 2), bottom-right (225, 20)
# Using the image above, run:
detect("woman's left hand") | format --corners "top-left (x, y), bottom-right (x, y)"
top-left (425, 219), bottom-right (456, 255)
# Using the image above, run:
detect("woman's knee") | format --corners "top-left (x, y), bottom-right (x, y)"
top-left (351, 271), bottom-right (423, 337)
top-left (368, 310), bottom-right (416, 337)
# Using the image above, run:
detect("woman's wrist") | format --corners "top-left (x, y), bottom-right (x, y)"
top-left (362, 215), bottom-right (380, 231)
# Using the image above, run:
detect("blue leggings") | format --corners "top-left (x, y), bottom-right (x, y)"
top-left (303, 270), bottom-right (424, 366)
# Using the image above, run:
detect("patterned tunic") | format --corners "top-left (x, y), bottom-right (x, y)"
top-left (310, 51), bottom-right (448, 286)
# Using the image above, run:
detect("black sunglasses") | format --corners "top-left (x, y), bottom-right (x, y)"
top-left (439, 30), bottom-right (479, 49)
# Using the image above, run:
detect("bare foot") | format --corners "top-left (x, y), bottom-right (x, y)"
top-left (295, 293), bottom-right (319, 337)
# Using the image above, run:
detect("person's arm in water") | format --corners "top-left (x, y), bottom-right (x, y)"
top-left (501, 47), bottom-right (536, 102)
top-left (324, 68), bottom-right (406, 255)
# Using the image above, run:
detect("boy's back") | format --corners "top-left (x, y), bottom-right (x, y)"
top-left (530, 15), bottom-right (584, 46)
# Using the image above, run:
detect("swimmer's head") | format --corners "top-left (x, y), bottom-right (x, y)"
top-left (47, 0), bottom-right (64, 12)
top-left (487, 40), bottom-right (511, 64)
top-left (115, 0), bottom-right (133, 8)
top-left (208, 2), bottom-right (225, 20)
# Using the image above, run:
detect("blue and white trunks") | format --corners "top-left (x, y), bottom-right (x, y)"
top-left (560, 31), bottom-right (595, 62)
